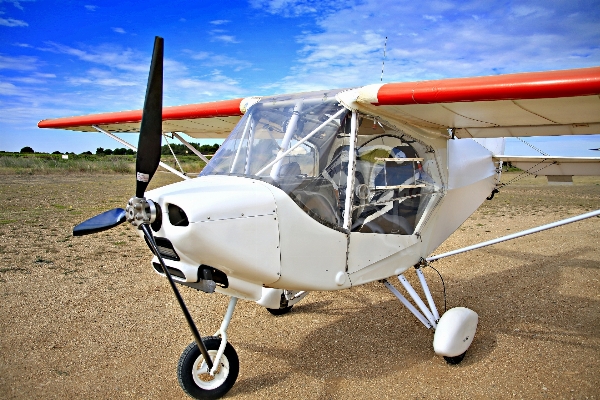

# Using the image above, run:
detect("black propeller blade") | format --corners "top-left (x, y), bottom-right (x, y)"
top-left (136, 36), bottom-right (164, 198)
top-left (73, 208), bottom-right (126, 236)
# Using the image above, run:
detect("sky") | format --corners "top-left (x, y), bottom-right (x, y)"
top-left (0, 0), bottom-right (599, 155)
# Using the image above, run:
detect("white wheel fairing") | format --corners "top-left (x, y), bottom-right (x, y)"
top-left (433, 307), bottom-right (478, 357)
top-left (191, 350), bottom-right (230, 390)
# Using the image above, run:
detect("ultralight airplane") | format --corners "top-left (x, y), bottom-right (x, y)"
top-left (38, 37), bottom-right (600, 399)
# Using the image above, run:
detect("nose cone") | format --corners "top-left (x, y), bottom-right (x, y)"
top-left (147, 176), bottom-right (281, 285)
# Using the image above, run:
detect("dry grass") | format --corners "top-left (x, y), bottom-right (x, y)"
top-left (0, 155), bottom-right (206, 176)
top-left (0, 172), bottom-right (598, 399)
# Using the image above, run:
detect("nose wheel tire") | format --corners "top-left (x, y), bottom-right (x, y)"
top-left (177, 336), bottom-right (239, 400)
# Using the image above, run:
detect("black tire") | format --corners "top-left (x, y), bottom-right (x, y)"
top-left (266, 305), bottom-right (293, 315)
top-left (443, 351), bottom-right (466, 365)
top-left (177, 336), bottom-right (239, 400)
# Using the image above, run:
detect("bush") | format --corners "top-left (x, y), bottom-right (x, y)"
top-left (160, 142), bottom-right (220, 155)
top-left (20, 146), bottom-right (34, 154)
top-left (113, 148), bottom-right (129, 155)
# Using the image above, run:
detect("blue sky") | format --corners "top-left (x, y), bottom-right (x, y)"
top-left (0, 0), bottom-right (599, 155)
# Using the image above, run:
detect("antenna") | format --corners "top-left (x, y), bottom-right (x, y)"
top-left (380, 36), bottom-right (388, 82)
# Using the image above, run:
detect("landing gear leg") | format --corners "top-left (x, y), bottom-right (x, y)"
top-left (257, 288), bottom-right (309, 315)
top-left (177, 297), bottom-right (239, 400)
top-left (384, 265), bottom-right (478, 365)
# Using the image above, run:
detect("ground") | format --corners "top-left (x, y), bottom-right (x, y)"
top-left (0, 172), bottom-right (598, 399)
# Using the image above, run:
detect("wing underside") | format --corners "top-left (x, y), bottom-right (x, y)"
top-left (39, 67), bottom-right (600, 141)
top-left (347, 66), bottom-right (600, 139)
top-left (494, 155), bottom-right (600, 176)
top-left (373, 96), bottom-right (600, 138)
top-left (38, 98), bottom-right (249, 139)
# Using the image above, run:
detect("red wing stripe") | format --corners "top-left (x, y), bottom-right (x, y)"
top-left (38, 98), bottom-right (244, 129)
top-left (376, 67), bottom-right (600, 105)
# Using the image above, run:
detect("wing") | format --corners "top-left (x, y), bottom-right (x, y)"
top-left (345, 66), bottom-right (600, 138)
top-left (38, 97), bottom-right (260, 139)
top-left (40, 67), bottom-right (600, 140)
top-left (493, 155), bottom-right (600, 176)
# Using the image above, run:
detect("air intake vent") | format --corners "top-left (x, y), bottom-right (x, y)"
top-left (152, 262), bottom-right (186, 279)
top-left (144, 236), bottom-right (180, 261)
top-left (168, 204), bottom-right (189, 226)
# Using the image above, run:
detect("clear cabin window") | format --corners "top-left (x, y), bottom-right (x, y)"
top-left (200, 92), bottom-right (437, 233)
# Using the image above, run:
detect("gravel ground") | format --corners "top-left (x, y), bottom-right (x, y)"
top-left (0, 172), bottom-right (598, 399)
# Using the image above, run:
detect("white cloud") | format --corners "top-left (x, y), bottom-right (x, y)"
top-left (207, 28), bottom-right (240, 44)
top-left (510, 5), bottom-right (551, 18)
top-left (423, 15), bottom-right (442, 22)
top-left (262, 0), bottom-right (600, 93)
top-left (173, 78), bottom-right (241, 97)
top-left (249, 0), bottom-right (350, 17)
top-left (0, 54), bottom-right (37, 70)
top-left (0, 39), bottom-right (249, 138)
top-left (210, 19), bottom-right (230, 25)
top-left (66, 68), bottom-right (138, 87)
top-left (67, 77), bottom-right (137, 87)
top-left (85, 5), bottom-right (97, 11)
top-left (41, 42), bottom-right (149, 73)
top-left (183, 50), bottom-right (252, 71)
top-left (0, 17), bottom-right (28, 27)
top-left (0, 0), bottom-right (34, 10)
top-left (211, 35), bottom-right (239, 44)
top-left (0, 81), bottom-right (20, 96)
top-left (112, 27), bottom-right (126, 34)
top-left (6, 72), bottom-right (56, 85)
top-left (33, 72), bottom-right (56, 78)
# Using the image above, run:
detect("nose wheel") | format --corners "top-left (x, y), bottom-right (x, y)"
top-left (177, 337), bottom-right (239, 400)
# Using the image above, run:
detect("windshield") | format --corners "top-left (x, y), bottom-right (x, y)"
top-left (201, 90), bottom-right (440, 234)
top-left (201, 90), bottom-right (351, 229)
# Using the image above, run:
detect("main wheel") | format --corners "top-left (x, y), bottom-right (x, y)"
top-left (443, 351), bottom-right (466, 365)
top-left (177, 336), bottom-right (239, 400)
top-left (266, 305), bottom-right (293, 315)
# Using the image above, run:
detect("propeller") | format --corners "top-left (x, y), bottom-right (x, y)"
top-left (73, 208), bottom-right (126, 236)
top-left (135, 35), bottom-right (163, 198)
top-left (73, 36), bottom-right (164, 235)
top-left (72, 37), bottom-right (215, 371)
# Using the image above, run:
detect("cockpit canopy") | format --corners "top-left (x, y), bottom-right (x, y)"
top-left (201, 90), bottom-right (439, 234)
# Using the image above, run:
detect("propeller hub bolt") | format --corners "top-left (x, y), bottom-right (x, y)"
top-left (125, 196), bottom-right (158, 228)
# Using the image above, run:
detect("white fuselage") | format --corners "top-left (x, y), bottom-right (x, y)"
top-left (140, 90), bottom-right (503, 301)
top-left (143, 136), bottom-right (501, 301)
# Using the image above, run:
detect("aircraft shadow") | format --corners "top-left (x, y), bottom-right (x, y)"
top-left (230, 244), bottom-right (598, 395)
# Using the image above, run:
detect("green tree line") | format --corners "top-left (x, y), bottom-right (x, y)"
top-left (15, 142), bottom-right (220, 156)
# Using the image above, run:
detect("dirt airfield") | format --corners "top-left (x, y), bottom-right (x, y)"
top-left (0, 172), bottom-right (598, 399)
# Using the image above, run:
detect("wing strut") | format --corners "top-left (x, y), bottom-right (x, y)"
top-left (172, 132), bottom-right (211, 164)
top-left (91, 125), bottom-right (189, 180)
top-left (427, 209), bottom-right (600, 262)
